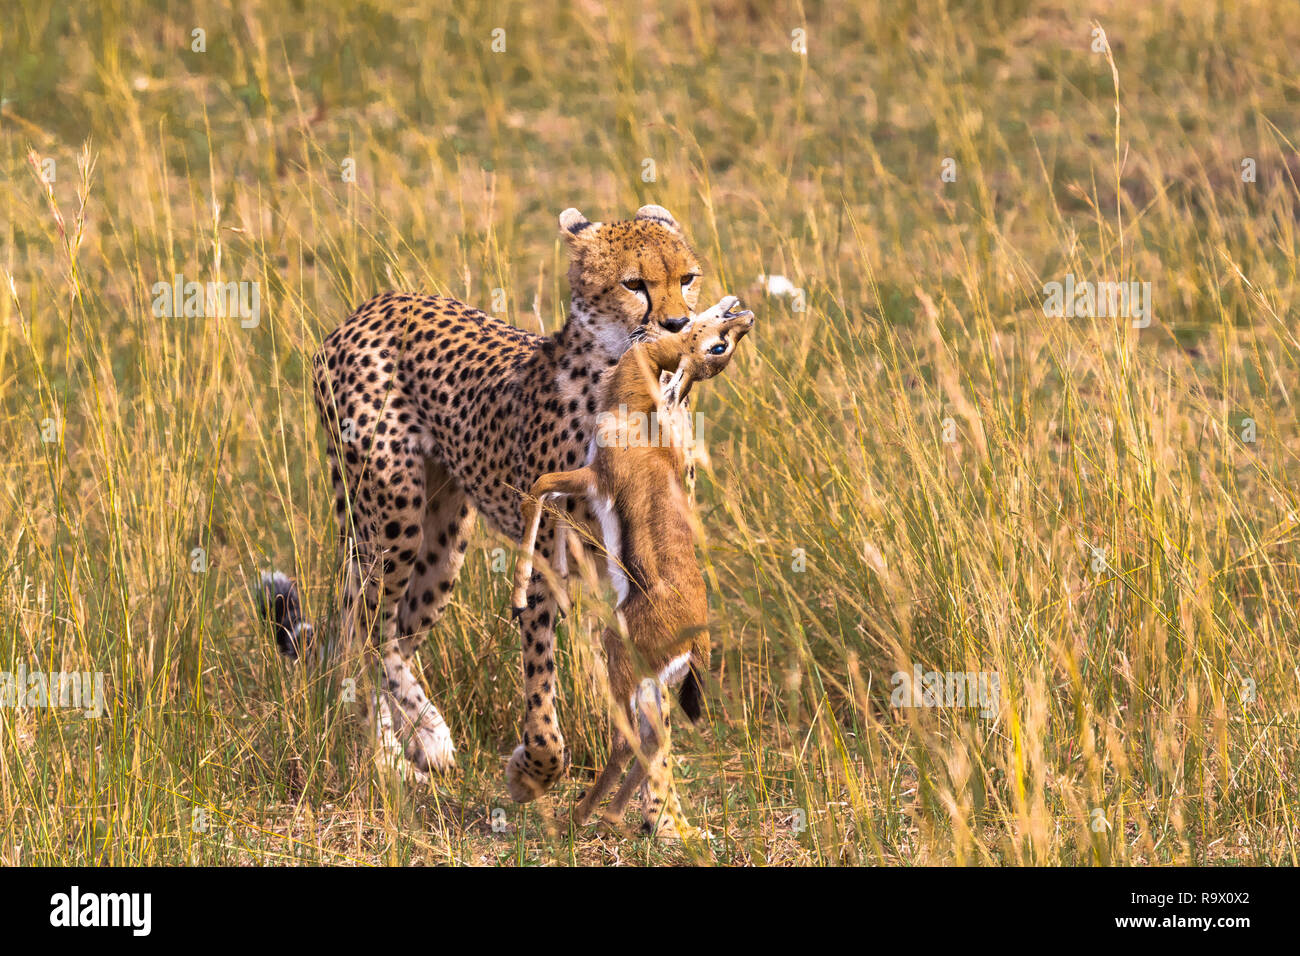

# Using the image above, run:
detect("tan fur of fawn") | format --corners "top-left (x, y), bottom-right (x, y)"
top-left (512, 295), bottom-right (753, 837)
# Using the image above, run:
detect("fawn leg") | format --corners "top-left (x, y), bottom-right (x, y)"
top-left (512, 468), bottom-right (594, 613)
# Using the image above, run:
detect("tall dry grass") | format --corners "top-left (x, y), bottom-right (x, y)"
top-left (1, 0), bottom-right (1298, 864)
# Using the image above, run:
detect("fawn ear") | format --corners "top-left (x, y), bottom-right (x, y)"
top-left (559, 208), bottom-right (600, 245)
top-left (661, 360), bottom-right (694, 407)
top-left (634, 204), bottom-right (681, 233)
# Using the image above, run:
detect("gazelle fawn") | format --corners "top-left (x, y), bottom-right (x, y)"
top-left (511, 295), bottom-right (753, 837)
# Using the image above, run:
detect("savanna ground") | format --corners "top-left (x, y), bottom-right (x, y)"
top-left (1, 0), bottom-right (1298, 866)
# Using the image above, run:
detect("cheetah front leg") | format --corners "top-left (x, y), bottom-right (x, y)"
top-left (349, 539), bottom-right (457, 779)
top-left (505, 533), bottom-right (569, 802)
top-left (504, 470), bottom-right (596, 801)
top-left (638, 681), bottom-right (699, 839)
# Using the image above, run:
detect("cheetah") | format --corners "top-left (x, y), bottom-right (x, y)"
top-left (512, 295), bottom-right (753, 836)
top-left (264, 205), bottom-right (707, 803)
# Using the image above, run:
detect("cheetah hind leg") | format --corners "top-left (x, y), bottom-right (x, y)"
top-left (384, 459), bottom-right (480, 777)
top-left (369, 688), bottom-right (430, 785)
top-left (347, 456), bottom-right (460, 780)
top-left (342, 549), bottom-right (431, 784)
top-left (347, 557), bottom-right (458, 778)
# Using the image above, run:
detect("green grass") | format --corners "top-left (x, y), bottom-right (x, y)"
top-left (1, 0), bottom-right (1298, 865)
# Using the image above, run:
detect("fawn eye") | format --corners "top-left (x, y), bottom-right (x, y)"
top-left (622, 279), bottom-right (646, 293)
top-left (708, 342), bottom-right (728, 355)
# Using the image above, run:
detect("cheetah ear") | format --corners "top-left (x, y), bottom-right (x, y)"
top-left (558, 207), bottom-right (599, 241)
top-left (634, 204), bottom-right (681, 233)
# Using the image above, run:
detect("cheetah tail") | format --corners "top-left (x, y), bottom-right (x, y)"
top-left (257, 570), bottom-right (314, 660)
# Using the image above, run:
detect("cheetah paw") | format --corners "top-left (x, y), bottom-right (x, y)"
top-left (505, 744), bottom-right (568, 802)
top-left (407, 723), bottom-right (457, 775)
top-left (375, 747), bottom-right (430, 786)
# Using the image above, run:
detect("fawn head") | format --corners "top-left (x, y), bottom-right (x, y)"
top-left (662, 295), bottom-right (754, 405)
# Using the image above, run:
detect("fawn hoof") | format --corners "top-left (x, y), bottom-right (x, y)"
top-left (511, 605), bottom-right (527, 620)
top-left (596, 813), bottom-right (634, 837)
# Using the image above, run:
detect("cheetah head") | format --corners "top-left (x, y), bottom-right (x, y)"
top-left (559, 204), bottom-right (703, 357)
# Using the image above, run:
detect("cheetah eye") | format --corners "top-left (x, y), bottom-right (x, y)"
top-left (681, 274), bottom-right (699, 288)
top-left (622, 279), bottom-right (647, 294)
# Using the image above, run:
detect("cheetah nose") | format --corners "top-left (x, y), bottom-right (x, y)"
top-left (659, 316), bottom-right (689, 333)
